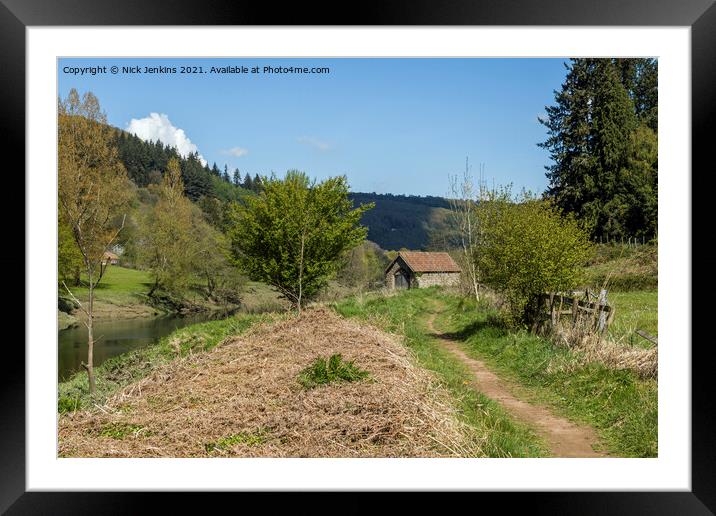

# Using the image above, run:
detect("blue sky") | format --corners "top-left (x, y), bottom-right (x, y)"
top-left (58, 58), bottom-right (568, 197)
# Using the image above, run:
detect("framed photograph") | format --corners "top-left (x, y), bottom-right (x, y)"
top-left (3, 0), bottom-right (712, 512)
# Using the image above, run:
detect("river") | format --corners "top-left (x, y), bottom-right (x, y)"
top-left (58, 312), bottom-right (227, 381)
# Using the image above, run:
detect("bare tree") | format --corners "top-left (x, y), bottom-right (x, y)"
top-left (448, 158), bottom-right (484, 303)
top-left (58, 89), bottom-right (133, 395)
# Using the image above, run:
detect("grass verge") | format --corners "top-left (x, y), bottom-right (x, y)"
top-left (333, 288), bottom-right (549, 458)
top-left (435, 293), bottom-right (657, 457)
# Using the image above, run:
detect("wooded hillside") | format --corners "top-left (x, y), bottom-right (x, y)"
top-left (113, 131), bottom-right (456, 252)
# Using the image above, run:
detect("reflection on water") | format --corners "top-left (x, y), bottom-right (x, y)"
top-left (58, 313), bottom-right (224, 381)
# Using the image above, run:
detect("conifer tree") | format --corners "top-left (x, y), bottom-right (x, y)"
top-left (539, 58), bottom-right (658, 239)
top-left (242, 173), bottom-right (253, 191)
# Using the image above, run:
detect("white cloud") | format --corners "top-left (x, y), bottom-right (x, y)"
top-left (126, 113), bottom-right (207, 166)
top-left (297, 136), bottom-right (332, 152)
top-left (221, 146), bottom-right (249, 158)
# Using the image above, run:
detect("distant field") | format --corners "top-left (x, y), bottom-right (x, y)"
top-left (584, 244), bottom-right (657, 292)
top-left (62, 266), bottom-right (290, 317)
top-left (580, 243), bottom-right (657, 348)
top-left (608, 290), bottom-right (658, 347)
top-left (65, 265), bottom-right (153, 305)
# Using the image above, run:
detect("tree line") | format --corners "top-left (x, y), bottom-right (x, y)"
top-left (115, 130), bottom-right (264, 202)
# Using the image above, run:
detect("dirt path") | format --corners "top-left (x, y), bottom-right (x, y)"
top-left (426, 311), bottom-right (607, 458)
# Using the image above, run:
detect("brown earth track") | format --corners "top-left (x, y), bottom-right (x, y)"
top-left (426, 311), bottom-right (607, 458)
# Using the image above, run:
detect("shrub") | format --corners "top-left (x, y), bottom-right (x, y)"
top-left (298, 354), bottom-right (370, 389)
top-left (58, 395), bottom-right (81, 413)
top-left (476, 192), bottom-right (593, 326)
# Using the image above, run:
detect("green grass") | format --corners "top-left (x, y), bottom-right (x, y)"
top-left (58, 311), bottom-right (281, 413)
top-left (205, 429), bottom-right (268, 452)
top-left (608, 290), bottom-right (658, 346)
top-left (99, 422), bottom-right (147, 440)
top-left (298, 354), bottom-right (370, 389)
top-left (333, 288), bottom-right (549, 458)
top-left (436, 293), bottom-right (657, 457)
top-left (63, 265), bottom-right (154, 305)
top-left (61, 267), bottom-right (287, 317)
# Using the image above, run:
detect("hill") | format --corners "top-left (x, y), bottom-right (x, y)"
top-left (349, 192), bottom-right (456, 251)
top-left (113, 130), bottom-right (457, 252)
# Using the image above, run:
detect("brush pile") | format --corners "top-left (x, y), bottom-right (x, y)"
top-left (59, 308), bottom-right (481, 457)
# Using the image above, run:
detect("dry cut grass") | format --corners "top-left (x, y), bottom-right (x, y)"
top-left (59, 307), bottom-right (481, 458)
top-left (549, 319), bottom-right (657, 379)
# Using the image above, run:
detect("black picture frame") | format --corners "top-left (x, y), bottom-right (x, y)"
top-left (2, 0), bottom-right (711, 512)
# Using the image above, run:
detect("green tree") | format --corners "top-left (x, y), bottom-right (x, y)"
top-left (476, 190), bottom-right (593, 326)
top-left (181, 152), bottom-right (214, 201)
top-left (197, 195), bottom-right (227, 229)
top-left (539, 58), bottom-right (658, 240)
top-left (58, 213), bottom-right (83, 286)
top-left (228, 171), bottom-right (373, 312)
top-left (58, 89), bottom-right (134, 395)
top-left (138, 158), bottom-right (197, 297)
top-left (192, 220), bottom-right (245, 303)
top-left (336, 240), bottom-right (389, 289)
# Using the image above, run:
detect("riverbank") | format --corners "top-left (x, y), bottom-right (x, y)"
top-left (59, 265), bottom-right (250, 329)
top-left (58, 311), bottom-right (282, 412)
top-left (59, 308), bottom-right (484, 458)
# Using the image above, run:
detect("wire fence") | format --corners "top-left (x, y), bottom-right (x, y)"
top-left (594, 235), bottom-right (656, 247)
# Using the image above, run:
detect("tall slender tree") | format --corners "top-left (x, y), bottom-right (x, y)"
top-left (139, 157), bottom-right (196, 297)
top-left (58, 89), bottom-right (133, 395)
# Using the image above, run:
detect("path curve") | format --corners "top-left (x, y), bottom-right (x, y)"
top-left (426, 312), bottom-right (607, 458)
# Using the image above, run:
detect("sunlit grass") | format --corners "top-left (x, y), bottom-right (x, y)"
top-left (608, 290), bottom-right (658, 347)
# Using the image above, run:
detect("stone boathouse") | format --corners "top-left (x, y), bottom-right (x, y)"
top-left (385, 251), bottom-right (461, 290)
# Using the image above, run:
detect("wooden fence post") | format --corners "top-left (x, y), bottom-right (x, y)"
top-left (597, 289), bottom-right (609, 333)
top-left (572, 296), bottom-right (579, 327)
